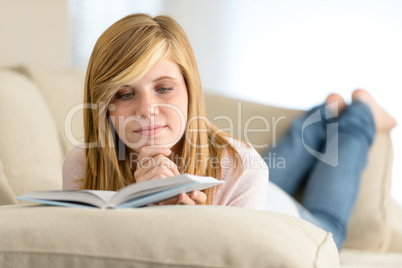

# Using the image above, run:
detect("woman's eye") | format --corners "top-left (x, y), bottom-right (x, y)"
top-left (117, 93), bottom-right (133, 99)
top-left (156, 88), bottom-right (172, 93)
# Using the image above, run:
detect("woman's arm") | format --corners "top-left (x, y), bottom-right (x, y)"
top-left (62, 147), bottom-right (85, 190)
top-left (213, 139), bottom-right (269, 210)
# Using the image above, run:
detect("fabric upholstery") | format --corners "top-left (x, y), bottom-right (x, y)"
top-left (24, 67), bottom-right (85, 155)
top-left (387, 200), bottom-right (402, 252)
top-left (204, 93), bottom-right (304, 156)
top-left (0, 70), bottom-right (62, 201)
top-left (340, 249), bottom-right (402, 267)
top-left (0, 204), bottom-right (339, 268)
top-left (343, 133), bottom-right (393, 251)
top-left (0, 158), bottom-right (17, 206)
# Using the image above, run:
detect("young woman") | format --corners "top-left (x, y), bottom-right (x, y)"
top-left (63, 13), bottom-right (397, 250)
top-left (62, 13), bottom-right (268, 209)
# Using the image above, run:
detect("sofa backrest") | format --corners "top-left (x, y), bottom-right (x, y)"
top-left (204, 93), bottom-right (304, 155)
top-left (0, 69), bottom-right (64, 205)
top-left (26, 67), bottom-right (85, 155)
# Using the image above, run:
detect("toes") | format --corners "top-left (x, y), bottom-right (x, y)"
top-left (325, 93), bottom-right (347, 114)
top-left (352, 89), bottom-right (372, 103)
top-left (352, 89), bottom-right (397, 132)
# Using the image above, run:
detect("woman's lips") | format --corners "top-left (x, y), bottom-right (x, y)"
top-left (135, 125), bottom-right (166, 136)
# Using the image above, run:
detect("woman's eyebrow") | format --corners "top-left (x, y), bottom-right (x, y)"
top-left (119, 76), bottom-right (177, 89)
top-left (152, 76), bottom-right (177, 83)
top-left (117, 84), bottom-right (133, 90)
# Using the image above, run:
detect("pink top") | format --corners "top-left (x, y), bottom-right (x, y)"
top-left (62, 138), bottom-right (268, 210)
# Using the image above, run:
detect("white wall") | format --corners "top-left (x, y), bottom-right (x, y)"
top-left (68, 0), bottom-right (166, 69)
top-left (0, 0), bottom-right (71, 68)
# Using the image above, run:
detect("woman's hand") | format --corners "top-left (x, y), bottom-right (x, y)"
top-left (157, 191), bottom-right (207, 206)
top-left (134, 146), bottom-right (206, 206)
top-left (134, 146), bottom-right (180, 183)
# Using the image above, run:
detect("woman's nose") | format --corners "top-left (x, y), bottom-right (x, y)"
top-left (136, 93), bottom-right (159, 117)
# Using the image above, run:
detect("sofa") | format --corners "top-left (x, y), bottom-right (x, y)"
top-left (0, 66), bottom-right (401, 267)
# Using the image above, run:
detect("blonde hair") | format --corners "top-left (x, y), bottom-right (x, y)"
top-left (82, 13), bottom-right (241, 204)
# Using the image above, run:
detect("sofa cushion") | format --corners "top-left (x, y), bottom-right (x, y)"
top-left (0, 205), bottom-right (339, 268)
top-left (343, 133), bottom-right (394, 251)
top-left (340, 248), bottom-right (402, 267)
top-left (0, 70), bottom-right (62, 203)
top-left (388, 200), bottom-right (402, 252)
top-left (24, 67), bottom-right (85, 156)
top-left (0, 159), bottom-right (17, 205)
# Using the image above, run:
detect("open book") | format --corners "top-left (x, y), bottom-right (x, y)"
top-left (17, 174), bottom-right (224, 209)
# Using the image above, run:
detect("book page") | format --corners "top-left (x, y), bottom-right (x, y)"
top-left (82, 190), bottom-right (116, 204)
top-left (20, 190), bottom-right (117, 208)
top-left (111, 174), bottom-right (224, 207)
top-left (117, 178), bottom-right (224, 208)
top-left (18, 174), bottom-right (223, 209)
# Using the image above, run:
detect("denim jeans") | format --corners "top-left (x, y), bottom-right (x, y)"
top-left (263, 101), bottom-right (375, 250)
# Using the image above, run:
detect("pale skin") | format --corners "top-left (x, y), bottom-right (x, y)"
top-left (109, 59), bottom-right (207, 205)
top-left (325, 89), bottom-right (397, 132)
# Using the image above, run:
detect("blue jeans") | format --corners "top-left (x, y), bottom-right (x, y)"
top-left (264, 101), bottom-right (375, 250)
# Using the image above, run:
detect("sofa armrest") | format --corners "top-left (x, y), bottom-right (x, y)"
top-left (0, 69), bottom-right (63, 203)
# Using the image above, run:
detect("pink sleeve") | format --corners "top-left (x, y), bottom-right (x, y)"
top-left (212, 139), bottom-right (269, 210)
top-left (62, 147), bottom-right (85, 190)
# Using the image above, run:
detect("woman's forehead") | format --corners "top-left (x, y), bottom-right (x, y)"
top-left (123, 59), bottom-right (182, 86)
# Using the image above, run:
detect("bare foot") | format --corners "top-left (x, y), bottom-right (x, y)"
top-left (352, 89), bottom-right (397, 132)
top-left (325, 93), bottom-right (347, 116)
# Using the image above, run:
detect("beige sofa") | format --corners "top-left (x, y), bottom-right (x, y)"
top-left (0, 66), bottom-right (401, 267)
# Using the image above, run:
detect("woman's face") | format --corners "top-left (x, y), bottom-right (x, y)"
top-left (109, 59), bottom-right (188, 153)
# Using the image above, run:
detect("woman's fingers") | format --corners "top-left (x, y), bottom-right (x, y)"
top-left (137, 146), bottom-right (171, 163)
top-left (134, 146), bottom-right (206, 206)
top-left (157, 191), bottom-right (206, 206)
top-left (134, 146), bottom-right (180, 182)
top-left (136, 146), bottom-right (171, 171)
top-left (135, 154), bottom-right (179, 179)
top-left (157, 196), bottom-right (179, 205)
top-left (176, 193), bottom-right (196, 205)
top-left (158, 194), bottom-right (194, 205)
top-left (136, 165), bottom-right (176, 182)
top-left (188, 191), bottom-right (207, 205)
